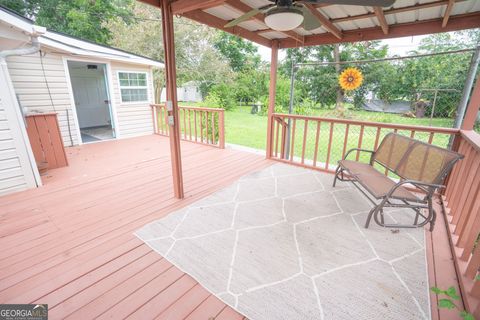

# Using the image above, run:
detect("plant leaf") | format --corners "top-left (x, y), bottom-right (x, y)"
top-left (431, 287), bottom-right (444, 294)
top-left (438, 299), bottom-right (456, 310)
top-left (446, 286), bottom-right (461, 300)
top-left (460, 310), bottom-right (475, 320)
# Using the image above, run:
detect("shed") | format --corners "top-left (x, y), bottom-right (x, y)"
top-left (0, 6), bottom-right (163, 195)
top-left (160, 81), bottom-right (203, 103)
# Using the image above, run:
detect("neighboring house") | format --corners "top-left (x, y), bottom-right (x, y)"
top-left (161, 81), bottom-right (203, 103)
top-left (0, 6), bottom-right (163, 196)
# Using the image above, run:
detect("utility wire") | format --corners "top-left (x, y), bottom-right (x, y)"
top-left (295, 48), bottom-right (476, 67)
top-left (39, 50), bottom-right (74, 146)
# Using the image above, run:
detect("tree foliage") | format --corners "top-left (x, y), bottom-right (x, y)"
top-left (107, 2), bottom-right (233, 101)
top-left (280, 41), bottom-right (389, 108)
top-left (1, 0), bottom-right (134, 44)
top-left (213, 32), bottom-right (261, 73)
top-left (4, 0), bottom-right (478, 120)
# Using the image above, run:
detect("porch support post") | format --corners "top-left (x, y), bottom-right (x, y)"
top-left (266, 40), bottom-right (279, 159)
top-left (161, 0), bottom-right (184, 198)
top-left (455, 45), bottom-right (480, 129)
top-left (462, 75), bottom-right (480, 130)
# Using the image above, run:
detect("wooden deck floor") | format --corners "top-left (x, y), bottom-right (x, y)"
top-left (0, 135), bottom-right (272, 319)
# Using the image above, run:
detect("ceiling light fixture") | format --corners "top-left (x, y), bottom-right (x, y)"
top-left (264, 6), bottom-right (304, 31)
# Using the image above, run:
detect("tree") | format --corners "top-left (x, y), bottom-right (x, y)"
top-left (108, 2), bottom-right (234, 100)
top-left (0, 0), bottom-right (134, 44)
top-left (281, 41), bottom-right (388, 109)
top-left (213, 32), bottom-right (261, 72)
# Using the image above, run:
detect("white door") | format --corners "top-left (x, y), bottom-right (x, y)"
top-left (69, 67), bottom-right (111, 128)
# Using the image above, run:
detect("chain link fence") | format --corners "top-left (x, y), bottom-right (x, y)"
top-left (285, 49), bottom-right (476, 131)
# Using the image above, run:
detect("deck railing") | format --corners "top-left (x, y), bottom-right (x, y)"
top-left (271, 113), bottom-right (458, 174)
top-left (151, 104), bottom-right (225, 148)
top-left (443, 130), bottom-right (480, 318)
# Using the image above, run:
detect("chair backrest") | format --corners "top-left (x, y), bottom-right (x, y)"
top-left (373, 133), bottom-right (463, 185)
top-left (373, 133), bottom-right (415, 172)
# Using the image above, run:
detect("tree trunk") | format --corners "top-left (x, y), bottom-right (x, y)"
top-left (334, 44), bottom-right (344, 110)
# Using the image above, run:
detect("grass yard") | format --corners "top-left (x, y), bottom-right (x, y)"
top-left (223, 105), bottom-right (454, 154)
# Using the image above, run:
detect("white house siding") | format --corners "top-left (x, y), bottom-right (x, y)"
top-left (0, 90), bottom-right (36, 195)
top-left (6, 54), bottom-right (155, 145)
top-left (110, 62), bottom-right (154, 138)
top-left (6, 52), bottom-right (79, 146)
top-left (0, 99), bottom-right (25, 195)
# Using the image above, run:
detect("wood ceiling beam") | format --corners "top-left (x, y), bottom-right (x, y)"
top-left (278, 12), bottom-right (480, 48)
top-left (224, 0), bottom-right (304, 44)
top-left (442, 0), bottom-right (456, 28)
top-left (256, 29), bottom-right (304, 44)
top-left (373, 6), bottom-right (389, 35)
top-left (171, 0), bottom-right (226, 14)
top-left (181, 9), bottom-right (272, 47)
top-left (331, 0), bottom-right (466, 24)
top-left (303, 3), bottom-right (343, 39)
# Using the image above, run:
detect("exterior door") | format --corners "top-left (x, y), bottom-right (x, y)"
top-left (69, 65), bottom-right (111, 129)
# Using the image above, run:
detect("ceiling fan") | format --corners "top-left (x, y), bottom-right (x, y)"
top-left (225, 0), bottom-right (396, 32)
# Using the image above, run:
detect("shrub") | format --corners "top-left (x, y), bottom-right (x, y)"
top-left (204, 83), bottom-right (236, 110)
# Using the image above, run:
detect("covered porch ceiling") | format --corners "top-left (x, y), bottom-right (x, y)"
top-left (140, 0), bottom-right (480, 48)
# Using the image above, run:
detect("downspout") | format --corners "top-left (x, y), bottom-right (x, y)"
top-left (0, 35), bottom-right (41, 59)
top-left (0, 27), bottom-right (45, 188)
top-left (0, 35), bottom-right (41, 125)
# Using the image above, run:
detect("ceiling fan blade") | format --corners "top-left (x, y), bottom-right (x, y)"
top-left (224, 9), bottom-right (261, 28)
top-left (300, 0), bottom-right (396, 7)
top-left (299, 5), bottom-right (322, 31)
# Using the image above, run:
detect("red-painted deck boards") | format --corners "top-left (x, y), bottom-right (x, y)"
top-left (0, 135), bottom-right (271, 320)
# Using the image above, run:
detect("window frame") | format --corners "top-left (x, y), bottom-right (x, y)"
top-left (117, 71), bottom-right (150, 104)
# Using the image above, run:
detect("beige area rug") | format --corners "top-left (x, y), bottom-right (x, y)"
top-left (136, 163), bottom-right (430, 320)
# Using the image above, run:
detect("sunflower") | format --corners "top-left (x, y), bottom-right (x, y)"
top-left (339, 67), bottom-right (363, 91)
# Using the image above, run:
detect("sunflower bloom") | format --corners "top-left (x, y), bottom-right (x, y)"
top-left (339, 67), bottom-right (363, 91)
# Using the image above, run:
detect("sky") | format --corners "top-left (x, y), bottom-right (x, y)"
top-left (256, 34), bottom-right (428, 62)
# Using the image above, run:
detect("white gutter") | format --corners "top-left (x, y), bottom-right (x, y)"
top-left (0, 25), bottom-right (47, 188)
top-left (0, 35), bottom-right (40, 58)
top-left (0, 25), bottom-right (45, 58)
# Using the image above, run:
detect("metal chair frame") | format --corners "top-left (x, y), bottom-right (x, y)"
top-left (333, 133), bottom-right (463, 231)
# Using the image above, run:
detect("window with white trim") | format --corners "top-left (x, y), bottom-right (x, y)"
top-left (118, 72), bottom-right (148, 102)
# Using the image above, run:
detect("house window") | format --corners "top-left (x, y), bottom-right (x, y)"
top-left (118, 72), bottom-right (148, 102)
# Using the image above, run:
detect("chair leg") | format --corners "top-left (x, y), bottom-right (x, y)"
top-left (429, 209), bottom-right (437, 232)
top-left (364, 206), bottom-right (378, 228)
top-left (333, 166), bottom-right (341, 187)
top-left (428, 197), bottom-right (436, 232)
top-left (372, 198), bottom-right (389, 228)
top-left (413, 208), bottom-right (420, 225)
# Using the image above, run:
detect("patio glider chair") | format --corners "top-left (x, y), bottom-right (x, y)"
top-left (332, 132), bottom-right (463, 231)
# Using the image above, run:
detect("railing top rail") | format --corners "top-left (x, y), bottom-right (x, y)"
top-left (150, 104), bottom-right (224, 112)
top-left (461, 130), bottom-right (480, 152)
top-left (273, 113), bottom-right (460, 135)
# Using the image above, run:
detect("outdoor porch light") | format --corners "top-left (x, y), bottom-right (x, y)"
top-left (264, 7), bottom-right (304, 32)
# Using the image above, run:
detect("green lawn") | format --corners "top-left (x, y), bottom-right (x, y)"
top-left (224, 105), bottom-right (453, 152)
top-left (225, 106), bottom-right (268, 150)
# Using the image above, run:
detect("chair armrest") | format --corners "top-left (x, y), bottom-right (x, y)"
top-left (385, 179), bottom-right (445, 198)
top-left (343, 148), bottom-right (375, 161)
top-left (404, 180), bottom-right (445, 190)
